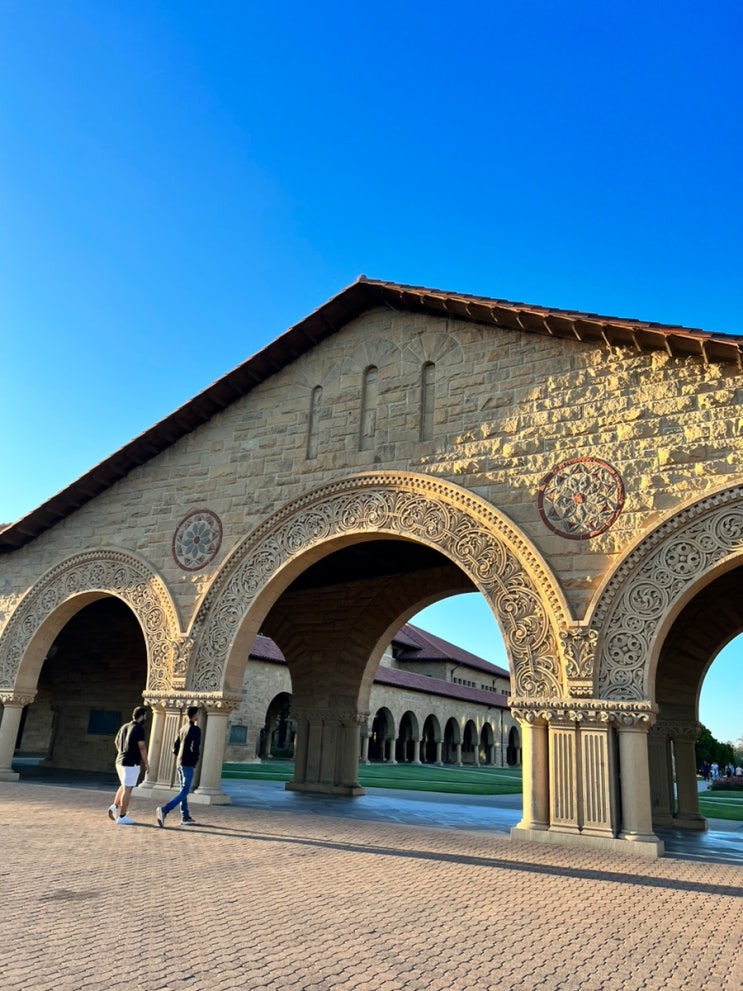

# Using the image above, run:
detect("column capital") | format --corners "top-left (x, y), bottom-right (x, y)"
top-left (0, 690), bottom-right (36, 707)
top-left (509, 697), bottom-right (658, 728)
top-left (291, 706), bottom-right (369, 726)
top-left (143, 690), bottom-right (242, 713)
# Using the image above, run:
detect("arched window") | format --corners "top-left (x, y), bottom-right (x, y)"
top-left (306, 385), bottom-right (322, 459)
top-left (359, 366), bottom-right (378, 451)
top-left (420, 361), bottom-right (435, 441)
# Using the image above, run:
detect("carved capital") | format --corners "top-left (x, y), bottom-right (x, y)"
top-left (561, 627), bottom-right (597, 697)
top-left (169, 636), bottom-right (195, 689)
top-left (143, 690), bottom-right (242, 714)
top-left (0, 690), bottom-right (37, 707)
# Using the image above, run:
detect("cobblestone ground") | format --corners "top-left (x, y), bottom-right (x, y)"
top-left (1, 783), bottom-right (742, 991)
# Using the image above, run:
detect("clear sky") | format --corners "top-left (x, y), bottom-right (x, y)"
top-left (2, 2), bottom-right (741, 745)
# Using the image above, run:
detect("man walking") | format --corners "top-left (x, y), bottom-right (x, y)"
top-left (157, 706), bottom-right (201, 827)
top-left (109, 706), bottom-right (150, 825)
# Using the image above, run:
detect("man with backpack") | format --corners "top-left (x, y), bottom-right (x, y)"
top-left (108, 706), bottom-right (150, 825)
top-left (156, 706), bottom-right (201, 827)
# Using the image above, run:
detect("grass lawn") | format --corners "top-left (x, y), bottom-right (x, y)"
top-left (223, 761), bottom-right (523, 796)
top-left (698, 791), bottom-right (743, 822)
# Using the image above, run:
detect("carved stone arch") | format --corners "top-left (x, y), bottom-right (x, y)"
top-left (0, 548), bottom-right (183, 694)
top-left (189, 472), bottom-right (569, 697)
top-left (592, 484), bottom-right (743, 700)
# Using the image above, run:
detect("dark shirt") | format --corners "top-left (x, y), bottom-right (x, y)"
top-left (116, 721), bottom-right (145, 766)
top-left (175, 723), bottom-right (201, 768)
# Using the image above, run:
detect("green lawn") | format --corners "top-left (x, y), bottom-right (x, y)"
top-left (223, 761), bottom-right (523, 796)
top-left (698, 791), bottom-right (743, 822)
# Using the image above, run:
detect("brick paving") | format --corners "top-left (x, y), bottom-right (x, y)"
top-left (1, 782), bottom-right (742, 991)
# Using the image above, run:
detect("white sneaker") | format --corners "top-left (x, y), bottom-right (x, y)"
top-left (117, 815), bottom-right (135, 825)
top-left (107, 804), bottom-right (119, 821)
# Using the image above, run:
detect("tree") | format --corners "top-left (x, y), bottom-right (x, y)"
top-left (695, 725), bottom-right (735, 769)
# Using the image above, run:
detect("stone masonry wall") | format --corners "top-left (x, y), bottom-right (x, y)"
top-left (2, 307), bottom-right (742, 633)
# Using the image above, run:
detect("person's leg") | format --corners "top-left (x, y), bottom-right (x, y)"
top-left (179, 766), bottom-right (195, 820)
top-left (119, 785), bottom-right (134, 816)
top-left (161, 767), bottom-right (188, 816)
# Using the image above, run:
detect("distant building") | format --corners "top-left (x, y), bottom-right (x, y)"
top-left (226, 623), bottom-right (520, 767)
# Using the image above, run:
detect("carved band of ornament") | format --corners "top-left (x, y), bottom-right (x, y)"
top-left (510, 696), bottom-right (657, 728)
top-left (143, 691), bottom-right (243, 713)
top-left (192, 476), bottom-right (564, 697)
top-left (0, 550), bottom-right (180, 692)
top-left (0, 691), bottom-right (37, 707)
top-left (653, 720), bottom-right (702, 742)
top-left (594, 495), bottom-right (743, 702)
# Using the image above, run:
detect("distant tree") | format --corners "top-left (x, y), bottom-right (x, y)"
top-left (695, 725), bottom-right (735, 769)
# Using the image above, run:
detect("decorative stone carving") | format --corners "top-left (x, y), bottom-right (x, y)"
top-left (561, 628), bottom-right (598, 697)
top-left (172, 510), bottom-right (223, 571)
top-left (657, 720), bottom-right (702, 743)
top-left (190, 473), bottom-right (567, 697)
top-left (144, 690), bottom-right (243, 713)
top-left (538, 457), bottom-right (625, 540)
top-left (594, 487), bottom-right (743, 700)
top-left (510, 696), bottom-right (657, 729)
top-left (0, 691), bottom-right (37, 707)
top-left (169, 636), bottom-right (195, 688)
top-left (0, 550), bottom-right (180, 692)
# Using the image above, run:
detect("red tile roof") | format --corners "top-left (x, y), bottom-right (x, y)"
top-left (5, 277), bottom-right (739, 550)
top-left (250, 622), bottom-right (511, 707)
top-left (392, 623), bottom-right (509, 678)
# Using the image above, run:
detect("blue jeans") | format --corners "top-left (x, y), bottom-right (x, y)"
top-left (162, 765), bottom-right (194, 819)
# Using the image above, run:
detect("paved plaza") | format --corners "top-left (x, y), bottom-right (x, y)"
top-left (1, 781), bottom-right (742, 991)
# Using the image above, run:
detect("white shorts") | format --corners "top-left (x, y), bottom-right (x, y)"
top-left (117, 763), bottom-right (141, 788)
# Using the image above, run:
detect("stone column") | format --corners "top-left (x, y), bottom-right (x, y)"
top-left (648, 723), bottom-right (675, 826)
top-left (360, 730), bottom-right (370, 765)
top-left (411, 735), bottom-right (422, 765)
top-left (435, 740), bottom-right (443, 766)
top-left (455, 742), bottom-right (463, 766)
top-left (512, 710), bottom-right (549, 834)
top-left (140, 703), bottom-right (166, 790)
top-left (547, 711), bottom-right (580, 834)
top-left (195, 706), bottom-right (231, 803)
top-left (670, 721), bottom-right (706, 830)
top-left (386, 737), bottom-right (397, 764)
top-left (287, 706), bottom-right (365, 795)
top-left (617, 718), bottom-right (663, 851)
top-left (579, 714), bottom-right (618, 839)
top-left (0, 693), bottom-right (35, 781)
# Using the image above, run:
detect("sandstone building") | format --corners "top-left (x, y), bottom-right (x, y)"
top-left (2, 277), bottom-right (743, 857)
top-left (226, 622), bottom-right (517, 768)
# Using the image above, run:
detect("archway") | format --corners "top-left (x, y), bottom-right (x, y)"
top-left (262, 692), bottom-right (294, 760)
top-left (396, 711), bottom-right (419, 763)
top-left (370, 708), bottom-right (395, 762)
top-left (13, 597), bottom-right (148, 775)
top-left (422, 714), bottom-right (442, 764)
top-left (444, 717), bottom-right (461, 764)
top-left (589, 484), bottom-right (743, 841)
top-left (184, 472), bottom-right (566, 797)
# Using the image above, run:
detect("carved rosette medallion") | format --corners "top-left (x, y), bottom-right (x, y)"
top-left (191, 473), bottom-right (566, 696)
top-left (173, 510), bottom-right (223, 571)
top-left (594, 488), bottom-right (743, 700)
top-left (538, 457), bottom-right (624, 540)
top-left (0, 550), bottom-right (179, 692)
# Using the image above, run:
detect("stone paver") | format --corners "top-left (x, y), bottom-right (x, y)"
top-left (2, 782), bottom-right (742, 991)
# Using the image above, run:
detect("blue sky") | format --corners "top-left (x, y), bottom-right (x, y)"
top-left (2, 2), bottom-right (741, 745)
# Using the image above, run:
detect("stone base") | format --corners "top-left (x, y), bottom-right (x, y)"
top-left (511, 825), bottom-right (665, 858)
top-left (285, 781), bottom-right (365, 796)
top-left (670, 814), bottom-right (708, 831)
top-left (0, 770), bottom-right (20, 781)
